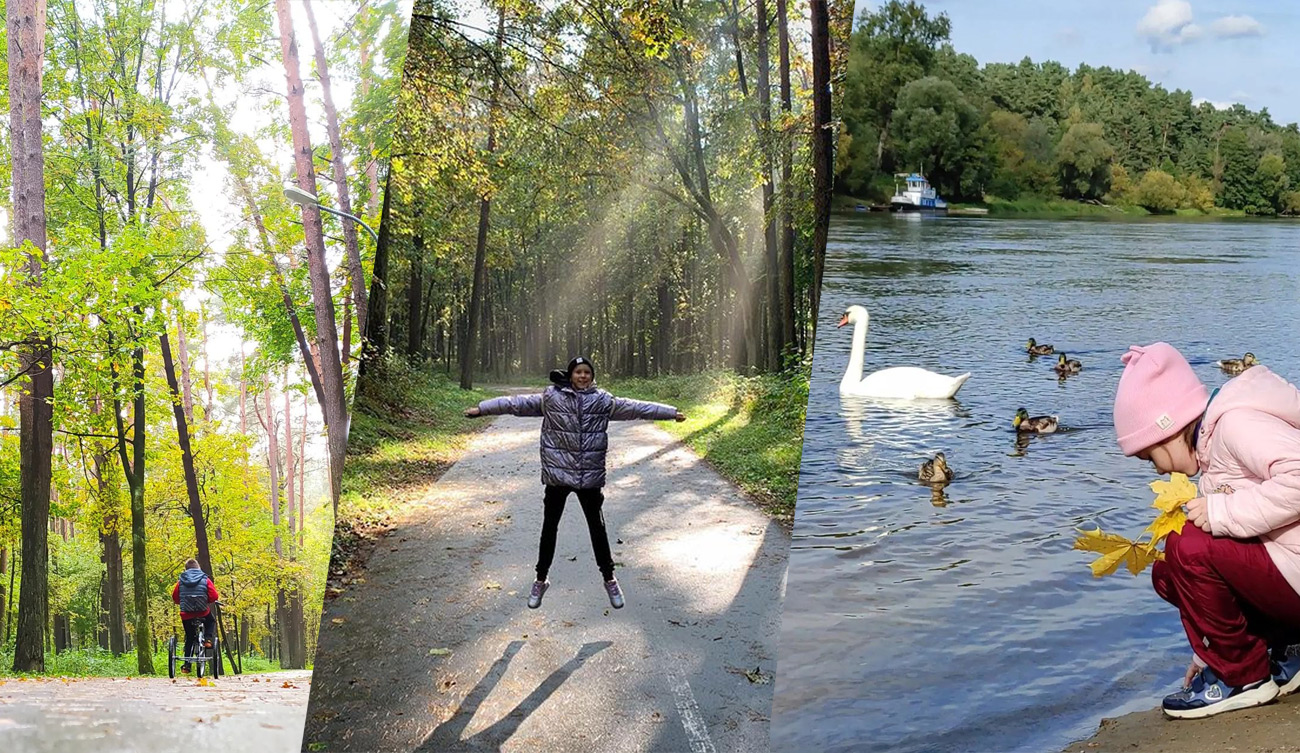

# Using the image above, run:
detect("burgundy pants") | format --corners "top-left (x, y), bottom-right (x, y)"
top-left (1152, 525), bottom-right (1300, 686)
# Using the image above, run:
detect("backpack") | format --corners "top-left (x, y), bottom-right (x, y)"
top-left (178, 572), bottom-right (210, 613)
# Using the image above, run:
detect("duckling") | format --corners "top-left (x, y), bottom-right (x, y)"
top-left (1216, 352), bottom-right (1258, 376)
top-left (918, 452), bottom-right (953, 484)
top-left (1053, 352), bottom-right (1082, 376)
top-left (1026, 338), bottom-right (1054, 356)
top-left (1014, 407), bottom-right (1059, 434)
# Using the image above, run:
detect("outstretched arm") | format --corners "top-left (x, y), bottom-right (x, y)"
top-left (466, 394), bottom-right (544, 418)
top-left (610, 396), bottom-right (684, 422)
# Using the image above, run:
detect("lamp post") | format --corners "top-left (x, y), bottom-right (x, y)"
top-left (283, 185), bottom-right (378, 243)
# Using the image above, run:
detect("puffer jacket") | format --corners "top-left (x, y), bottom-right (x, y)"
top-left (1196, 366), bottom-right (1300, 596)
top-left (477, 385), bottom-right (678, 489)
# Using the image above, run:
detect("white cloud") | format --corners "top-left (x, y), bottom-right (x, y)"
top-left (1209, 15), bottom-right (1264, 38)
top-left (1193, 97), bottom-right (1235, 110)
top-left (1138, 0), bottom-right (1201, 51)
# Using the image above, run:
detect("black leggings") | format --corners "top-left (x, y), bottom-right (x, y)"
top-left (182, 613), bottom-right (216, 666)
top-left (536, 485), bottom-right (615, 581)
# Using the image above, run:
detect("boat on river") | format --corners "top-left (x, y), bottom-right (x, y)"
top-left (890, 173), bottom-right (948, 213)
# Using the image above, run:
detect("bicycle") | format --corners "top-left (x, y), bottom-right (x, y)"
top-left (168, 602), bottom-right (222, 679)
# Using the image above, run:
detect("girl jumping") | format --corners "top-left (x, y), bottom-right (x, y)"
top-left (465, 356), bottom-right (685, 609)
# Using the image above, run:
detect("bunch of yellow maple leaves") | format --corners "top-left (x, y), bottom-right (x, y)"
top-left (1073, 473), bottom-right (1197, 577)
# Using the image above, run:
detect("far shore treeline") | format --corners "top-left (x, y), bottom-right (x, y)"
top-left (841, 1), bottom-right (1300, 216)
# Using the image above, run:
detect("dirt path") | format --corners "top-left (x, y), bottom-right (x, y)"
top-left (0, 670), bottom-right (312, 752)
top-left (1063, 691), bottom-right (1300, 753)
top-left (303, 415), bottom-right (789, 752)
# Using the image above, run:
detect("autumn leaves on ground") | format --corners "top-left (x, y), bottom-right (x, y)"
top-left (0, 0), bottom-right (409, 700)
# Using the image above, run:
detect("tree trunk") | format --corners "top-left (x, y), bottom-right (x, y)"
top-left (462, 8), bottom-right (507, 390)
top-left (201, 306), bottom-right (215, 416)
top-left (276, 0), bottom-right (347, 512)
top-left (0, 547), bottom-right (7, 646)
top-left (776, 0), bottom-right (796, 361)
top-left (114, 338), bottom-right (154, 674)
top-left (407, 234), bottom-right (424, 359)
top-left (9, 0), bottom-right (52, 676)
top-left (304, 0), bottom-right (368, 341)
top-left (160, 332), bottom-right (213, 576)
top-left (284, 373), bottom-right (295, 560)
top-left (94, 450), bottom-right (126, 655)
top-left (810, 0), bottom-right (834, 335)
top-left (361, 172), bottom-right (393, 377)
top-left (299, 404), bottom-right (307, 551)
top-left (175, 311), bottom-right (196, 423)
top-left (755, 0), bottom-right (781, 372)
top-left (264, 382), bottom-right (283, 560)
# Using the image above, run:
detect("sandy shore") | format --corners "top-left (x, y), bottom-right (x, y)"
top-left (1064, 691), bottom-right (1300, 753)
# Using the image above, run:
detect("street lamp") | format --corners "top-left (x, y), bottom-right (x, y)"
top-left (283, 185), bottom-right (378, 243)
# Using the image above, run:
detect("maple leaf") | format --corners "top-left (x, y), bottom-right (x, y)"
top-left (1073, 527), bottom-right (1161, 577)
top-left (1144, 507), bottom-right (1187, 544)
top-left (1150, 472), bottom-right (1198, 512)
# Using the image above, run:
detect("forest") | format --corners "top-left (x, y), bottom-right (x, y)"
top-left (364, 0), bottom-right (847, 385)
top-left (0, 0), bottom-right (408, 675)
top-left (840, 1), bottom-right (1300, 215)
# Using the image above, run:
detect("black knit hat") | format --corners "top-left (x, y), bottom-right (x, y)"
top-left (567, 356), bottom-right (595, 378)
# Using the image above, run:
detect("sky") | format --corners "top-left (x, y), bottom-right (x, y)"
top-left (857, 0), bottom-right (1300, 127)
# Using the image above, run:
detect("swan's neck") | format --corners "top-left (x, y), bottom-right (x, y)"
top-left (842, 314), bottom-right (868, 388)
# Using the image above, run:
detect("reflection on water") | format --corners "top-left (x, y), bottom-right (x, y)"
top-left (771, 214), bottom-right (1300, 753)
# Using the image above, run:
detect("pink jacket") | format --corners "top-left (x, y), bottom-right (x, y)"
top-left (1197, 366), bottom-right (1300, 596)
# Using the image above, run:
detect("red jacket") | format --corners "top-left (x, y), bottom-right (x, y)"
top-left (172, 576), bottom-right (220, 619)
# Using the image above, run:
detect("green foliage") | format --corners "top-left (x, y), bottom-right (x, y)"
top-left (889, 76), bottom-right (989, 199)
top-left (606, 369), bottom-right (809, 520)
top-left (836, 2), bottom-right (1298, 216)
top-left (1056, 123), bottom-right (1114, 200)
top-left (1133, 169), bottom-right (1184, 213)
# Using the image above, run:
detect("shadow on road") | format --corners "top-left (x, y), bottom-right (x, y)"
top-left (415, 640), bottom-right (613, 752)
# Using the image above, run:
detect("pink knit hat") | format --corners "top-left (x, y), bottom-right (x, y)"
top-left (1113, 343), bottom-right (1210, 456)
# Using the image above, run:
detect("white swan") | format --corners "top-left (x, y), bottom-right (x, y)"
top-left (837, 305), bottom-right (971, 399)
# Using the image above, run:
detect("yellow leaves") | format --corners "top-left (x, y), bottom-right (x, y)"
top-left (1150, 472), bottom-right (1198, 512)
top-left (196, 677), bottom-right (215, 687)
top-left (1073, 528), bottom-right (1162, 577)
top-left (1144, 507), bottom-right (1187, 542)
top-left (1074, 472), bottom-right (1196, 578)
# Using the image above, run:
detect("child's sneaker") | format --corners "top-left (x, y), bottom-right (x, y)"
top-left (604, 578), bottom-right (625, 609)
top-left (1162, 667), bottom-right (1278, 719)
top-left (1272, 650), bottom-right (1300, 696)
top-left (528, 579), bottom-right (549, 609)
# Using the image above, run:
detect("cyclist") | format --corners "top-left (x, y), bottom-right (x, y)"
top-left (172, 558), bottom-right (220, 674)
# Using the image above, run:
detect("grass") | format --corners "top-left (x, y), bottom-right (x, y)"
top-left (606, 369), bottom-right (808, 523)
top-left (0, 645), bottom-right (288, 678)
top-left (329, 357), bottom-right (497, 582)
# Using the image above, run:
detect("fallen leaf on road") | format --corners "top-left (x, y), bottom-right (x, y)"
top-left (484, 582), bottom-right (501, 590)
top-left (438, 678), bottom-right (457, 692)
top-left (282, 681), bottom-right (297, 688)
top-left (415, 597), bottom-right (431, 606)
top-left (429, 648), bottom-right (452, 657)
top-left (307, 743), bottom-right (328, 751)
top-left (331, 618), bottom-right (346, 624)
top-left (196, 678), bottom-right (215, 687)
top-left (651, 711), bottom-right (664, 722)
top-left (728, 666), bottom-right (772, 685)
top-left (604, 609), bottom-right (610, 616)
top-left (567, 556), bottom-right (577, 561)
top-left (508, 590), bottom-right (518, 596)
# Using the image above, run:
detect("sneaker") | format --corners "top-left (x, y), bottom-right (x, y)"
top-left (1272, 651), bottom-right (1300, 696)
top-left (181, 664), bottom-right (192, 674)
top-left (604, 578), bottom-right (625, 609)
top-left (528, 579), bottom-right (549, 609)
top-left (1162, 667), bottom-right (1278, 719)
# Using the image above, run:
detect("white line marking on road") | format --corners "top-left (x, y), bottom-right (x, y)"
top-left (666, 666), bottom-right (717, 753)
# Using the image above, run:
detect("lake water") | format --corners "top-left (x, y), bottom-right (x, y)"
top-left (770, 213), bottom-right (1300, 753)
